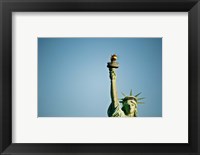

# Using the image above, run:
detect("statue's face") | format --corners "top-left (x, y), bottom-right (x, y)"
top-left (122, 99), bottom-right (137, 115)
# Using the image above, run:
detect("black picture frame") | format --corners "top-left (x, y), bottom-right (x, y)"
top-left (0, 0), bottom-right (199, 154)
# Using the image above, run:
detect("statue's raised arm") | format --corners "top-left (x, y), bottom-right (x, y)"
top-left (107, 54), bottom-right (125, 117)
top-left (107, 54), bottom-right (119, 108)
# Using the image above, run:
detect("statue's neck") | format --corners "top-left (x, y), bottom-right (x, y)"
top-left (127, 113), bottom-right (135, 117)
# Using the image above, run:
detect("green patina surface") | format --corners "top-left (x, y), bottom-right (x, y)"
top-left (107, 54), bottom-right (144, 117)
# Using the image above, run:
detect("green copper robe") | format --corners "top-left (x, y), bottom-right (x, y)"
top-left (107, 103), bottom-right (126, 117)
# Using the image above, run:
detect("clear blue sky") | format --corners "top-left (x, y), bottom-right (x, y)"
top-left (38, 38), bottom-right (162, 117)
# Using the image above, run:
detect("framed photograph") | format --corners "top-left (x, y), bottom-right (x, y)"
top-left (0, 0), bottom-right (199, 154)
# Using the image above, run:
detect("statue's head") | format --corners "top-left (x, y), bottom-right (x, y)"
top-left (120, 90), bottom-right (144, 117)
top-left (121, 96), bottom-right (137, 116)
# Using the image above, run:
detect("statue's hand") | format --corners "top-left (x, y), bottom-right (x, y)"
top-left (110, 70), bottom-right (117, 80)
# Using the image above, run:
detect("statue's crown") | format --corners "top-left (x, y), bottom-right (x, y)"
top-left (120, 91), bottom-right (145, 104)
top-left (123, 96), bottom-right (137, 102)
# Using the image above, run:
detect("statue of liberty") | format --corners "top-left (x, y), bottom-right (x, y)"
top-left (107, 54), bottom-right (144, 117)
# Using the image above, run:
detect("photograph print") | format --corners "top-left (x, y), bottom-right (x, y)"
top-left (38, 38), bottom-right (162, 117)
